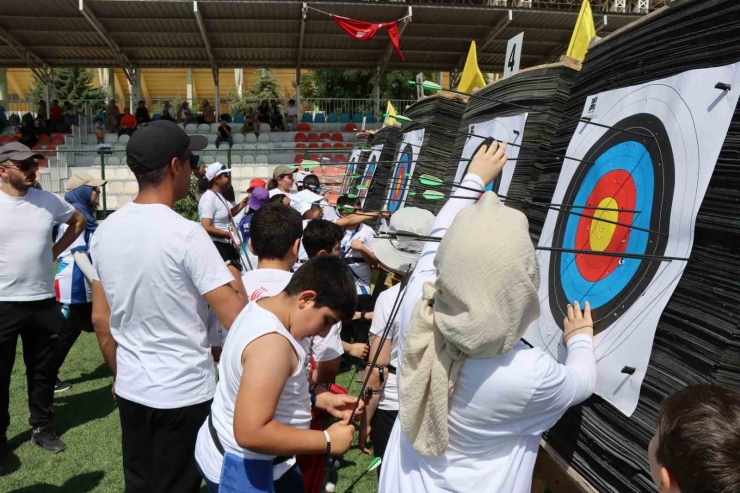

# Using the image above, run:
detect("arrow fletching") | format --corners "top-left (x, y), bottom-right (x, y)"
top-left (418, 174), bottom-right (444, 186)
top-left (422, 190), bottom-right (446, 201)
top-left (367, 457), bottom-right (382, 473)
top-left (301, 160), bottom-right (320, 169)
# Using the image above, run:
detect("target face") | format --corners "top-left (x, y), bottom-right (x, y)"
top-left (549, 114), bottom-right (674, 335)
top-left (454, 114), bottom-right (527, 197)
top-left (523, 63), bottom-right (740, 416)
top-left (359, 144), bottom-right (382, 205)
top-left (384, 128), bottom-right (424, 212)
top-left (340, 148), bottom-right (362, 195)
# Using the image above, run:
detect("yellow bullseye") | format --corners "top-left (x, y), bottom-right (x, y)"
top-left (589, 197), bottom-right (618, 251)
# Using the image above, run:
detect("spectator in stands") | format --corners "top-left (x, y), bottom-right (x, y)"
top-left (270, 99), bottom-right (284, 131)
top-left (284, 99), bottom-right (298, 130)
top-left (241, 107), bottom-right (258, 135)
top-left (161, 101), bottom-right (175, 122)
top-left (257, 100), bottom-right (271, 127)
top-left (0, 142), bottom-right (88, 457)
top-left (37, 100), bottom-right (48, 121)
top-left (49, 100), bottom-right (64, 123)
top-left (199, 100), bottom-right (216, 125)
top-left (178, 101), bottom-right (193, 124)
top-left (105, 99), bottom-right (120, 132)
top-left (648, 384), bottom-right (740, 493)
top-left (12, 126), bottom-right (22, 142)
top-left (19, 120), bottom-right (37, 148)
top-left (267, 164), bottom-right (298, 198)
top-left (63, 101), bottom-right (77, 129)
top-left (135, 100), bottom-right (151, 125)
top-left (0, 106), bottom-right (6, 131)
top-left (118, 108), bottom-right (137, 137)
top-left (8, 113), bottom-right (19, 127)
top-left (95, 117), bottom-right (105, 145)
top-left (34, 114), bottom-right (48, 137)
top-left (52, 172), bottom-right (107, 394)
top-left (215, 120), bottom-right (233, 149)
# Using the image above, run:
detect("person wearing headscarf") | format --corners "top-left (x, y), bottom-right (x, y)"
top-left (378, 142), bottom-right (597, 493)
top-left (52, 172), bottom-right (107, 393)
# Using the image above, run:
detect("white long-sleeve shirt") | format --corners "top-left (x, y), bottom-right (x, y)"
top-left (379, 173), bottom-right (596, 493)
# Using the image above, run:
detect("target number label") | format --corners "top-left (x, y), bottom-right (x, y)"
top-left (504, 32), bottom-right (524, 79)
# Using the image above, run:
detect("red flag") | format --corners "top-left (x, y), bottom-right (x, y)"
top-left (331, 15), bottom-right (405, 61)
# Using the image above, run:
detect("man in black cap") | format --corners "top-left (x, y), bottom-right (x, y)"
top-left (89, 120), bottom-right (247, 493)
top-left (0, 142), bottom-right (87, 458)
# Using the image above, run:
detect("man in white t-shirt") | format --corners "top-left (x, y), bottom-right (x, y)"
top-left (357, 207), bottom-right (435, 473)
top-left (284, 98), bottom-right (299, 130)
top-left (0, 143), bottom-right (87, 457)
top-left (89, 121), bottom-right (247, 493)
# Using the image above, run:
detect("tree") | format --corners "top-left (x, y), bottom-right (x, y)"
top-left (306, 69), bottom-right (437, 101)
top-left (28, 68), bottom-right (107, 110)
top-left (248, 68), bottom-right (280, 101)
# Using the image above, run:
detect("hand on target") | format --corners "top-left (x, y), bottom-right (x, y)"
top-left (468, 140), bottom-right (508, 189)
top-left (563, 300), bottom-right (593, 345)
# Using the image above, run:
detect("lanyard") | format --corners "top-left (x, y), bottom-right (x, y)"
top-left (341, 224), bottom-right (363, 257)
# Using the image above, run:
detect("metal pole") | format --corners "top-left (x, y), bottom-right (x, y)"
top-left (100, 148), bottom-right (107, 218)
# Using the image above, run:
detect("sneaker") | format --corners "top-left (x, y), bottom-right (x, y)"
top-left (31, 427), bottom-right (66, 454)
top-left (54, 380), bottom-right (72, 393)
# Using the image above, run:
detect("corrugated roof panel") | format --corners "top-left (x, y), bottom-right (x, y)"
top-left (103, 18), bottom-right (198, 34)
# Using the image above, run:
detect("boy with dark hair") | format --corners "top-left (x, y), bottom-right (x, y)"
top-left (195, 256), bottom-right (363, 493)
top-left (302, 219), bottom-right (342, 259)
top-left (648, 384), bottom-right (740, 493)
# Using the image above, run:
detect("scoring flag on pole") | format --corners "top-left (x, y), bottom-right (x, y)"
top-left (331, 15), bottom-right (405, 60)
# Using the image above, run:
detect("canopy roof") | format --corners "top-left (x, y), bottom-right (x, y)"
top-left (0, 0), bottom-right (646, 74)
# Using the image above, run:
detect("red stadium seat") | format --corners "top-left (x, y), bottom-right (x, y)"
top-left (330, 133), bottom-right (343, 142)
top-left (345, 123), bottom-right (357, 132)
top-left (334, 154), bottom-right (346, 163)
top-left (32, 145), bottom-right (44, 152)
top-left (319, 132), bottom-right (331, 141)
top-left (0, 135), bottom-right (11, 144)
top-left (308, 153), bottom-right (320, 161)
top-left (37, 157), bottom-right (49, 168)
top-left (294, 154), bottom-right (304, 165)
top-left (51, 134), bottom-right (66, 145)
top-left (44, 145), bottom-right (57, 156)
top-left (308, 143), bottom-right (319, 149)
top-left (295, 143), bottom-right (307, 149)
top-left (321, 154), bottom-right (333, 163)
top-left (37, 134), bottom-right (51, 145)
top-left (333, 143), bottom-right (346, 149)
top-left (320, 142), bottom-right (332, 149)
top-left (298, 123), bottom-right (311, 132)
top-left (294, 133), bottom-right (307, 143)
top-left (306, 133), bottom-right (319, 143)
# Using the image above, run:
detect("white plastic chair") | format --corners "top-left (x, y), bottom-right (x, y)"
top-left (104, 133), bottom-right (118, 144)
top-left (259, 123), bottom-right (271, 133)
top-left (255, 155), bottom-right (269, 165)
top-left (233, 133), bottom-right (246, 144)
top-left (245, 133), bottom-right (257, 144)
top-left (241, 155), bottom-right (255, 165)
top-left (202, 155), bottom-right (215, 164)
top-left (216, 154), bottom-right (228, 164)
top-left (185, 124), bottom-right (198, 134)
top-left (107, 156), bottom-right (121, 166)
top-left (124, 181), bottom-right (139, 194)
top-left (231, 155), bottom-right (242, 165)
top-left (205, 143), bottom-right (217, 152)
top-left (206, 133), bottom-right (218, 144)
top-left (118, 134), bottom-right (130, 144)
top-left (210, 123), bottom-right (221, 133)
top-left (257, 133), bottom-right (270, 143)
top-left (198, 123), bottom-right (211, 133)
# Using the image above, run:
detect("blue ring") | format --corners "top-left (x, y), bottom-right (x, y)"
top-left (388, 149), bottom-right (410, 212)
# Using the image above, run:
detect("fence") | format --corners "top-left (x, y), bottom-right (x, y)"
top-left (48, 145), bottom-right (358, 217)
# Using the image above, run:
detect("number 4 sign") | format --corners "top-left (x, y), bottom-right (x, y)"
top-left (504, 32), bottom-right (524, 79)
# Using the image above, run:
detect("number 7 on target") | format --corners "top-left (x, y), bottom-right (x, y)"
top-left (504, 32), bottom-right (524, 79)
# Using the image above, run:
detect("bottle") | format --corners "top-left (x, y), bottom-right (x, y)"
top-left (61, 304), bottom-right (70, 320)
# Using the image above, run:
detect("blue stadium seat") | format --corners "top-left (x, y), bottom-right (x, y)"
top-left (301, 113), bottom-right (313, 123)
top-left (339, 113), bottom-right (350, 123)
top-left (327, 113), bottom-right (338, 123)
top-left (220, 113), bottom-right (232, 123)
top-left (152, 114), bottom-right (161, 120)
top-left (314, 113), bottom-right (325, 123)
top-left (352, 113), bottom-right (363, 124)
top-left (234, 113), bottom-right (245, 124)
top-left (364, 113), bottom-right (376, 123)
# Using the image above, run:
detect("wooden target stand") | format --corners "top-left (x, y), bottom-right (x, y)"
top-left (531, 440), bottom-right (598, 493)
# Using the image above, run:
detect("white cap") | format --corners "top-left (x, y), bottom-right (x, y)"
top-left (295, 171), bottom-right (310, 186)
top-left (205, 162), bottom-right (231, 181)
top-left (291, 189), bottom-right (324, 216)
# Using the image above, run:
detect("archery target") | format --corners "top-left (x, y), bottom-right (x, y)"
top-left (359, 144), bottom-right (383, 206)
top-left (384, 129), bottom-right (424, 212)
top-left (340, 148), bottom-right (363, 195)
top-left (453, 113), bottom-right (527, 196)
top-left (523, 63), bottom-right (740, 416)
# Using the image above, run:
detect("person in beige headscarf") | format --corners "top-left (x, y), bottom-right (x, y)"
top-left (378, 141), bottom-right (597, 493)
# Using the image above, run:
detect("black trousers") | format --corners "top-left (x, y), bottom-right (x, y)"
top-left (0, 298), bottom-right (65, 441)
top-left (370, 408), bottom-right (398, 476)
top-left (53, 303), bottom-right (93, 380)
top-left (340, 294), bottom-right (375, 346)
top-left (117, 395), bottom-right (212, 493)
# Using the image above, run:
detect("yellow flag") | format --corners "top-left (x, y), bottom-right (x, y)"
top-left (383, 101), bottom-right (397, 127)
top-left (566, 0), bottom-right (596, 62)
top-left (457, 41), bottom-right (486, 93)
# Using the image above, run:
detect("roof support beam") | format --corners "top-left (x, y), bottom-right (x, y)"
top-left (193, 1), bottom-right (219, 86)
top-left (296, 3), bottom-right (308, 73)
top-left (0, 27), bottom-right (51, 82)
top-left (373, 7), bottom-right (412, 89)
top-left (78, 0), bottom-right (135, 85)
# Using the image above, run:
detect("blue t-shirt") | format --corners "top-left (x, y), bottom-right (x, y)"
top-left (238, 213), bottom-right (254, 243)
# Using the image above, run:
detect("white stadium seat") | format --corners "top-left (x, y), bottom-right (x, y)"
top-left (210, 123), bottom-right (221, 133)
top-left (245, 134), bottom-right (257, 144)
top-left (107, 156), bottom-right (121, 166)
top-left (185, 124), bottom-right (198, 134)
top-left (93, 156), bottom-right (102, 166)
top-left (255, 155), bottom-right (268, 165)
top-left (259, 123), bottom-right (271, 133)
top-left (112, 144), bottom-right (126, 152)
top-left (233, 133), bottom-right (246, 144)
top-left (202, 155), bottom-right (215, 164)
top-left (205, 143), bottom-right (217, 152)
top-left (198, 123), bottom-right (211, 132)
top-left (241, 155), bottom-right (255, 165)
top-left (232, 143), bottom-right (246, 151)
top-left (114, 167), bottom-right (130, 179)
top-left (104, 133), bottom-right (118, 144)
top-left (216, 154), bottom-right (228, 164)
top-left (118, 134), bottom-right (130, 144)
top-left (231, 155), bottom-right (242, 165)
top-left (206, 134), bottom-right (218, 144)
top-left (177, 123), bottom-right (185, 130)
top-left (257, 133), bottom-right (270, 143)
top-left (124, 182), bottom-right (138, 194)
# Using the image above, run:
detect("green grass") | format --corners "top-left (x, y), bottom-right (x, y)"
top-left (0, 333), bottom-right (379, 493)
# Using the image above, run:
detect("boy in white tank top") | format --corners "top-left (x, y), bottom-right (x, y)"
top-left (195, 255), bottom-right (364, 493)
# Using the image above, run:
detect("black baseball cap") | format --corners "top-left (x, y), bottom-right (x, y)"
top-left (126, 120), bottom-right (207, 171)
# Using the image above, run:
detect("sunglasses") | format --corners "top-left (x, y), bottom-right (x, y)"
top-left (3, 159), bottom-right (38, 172)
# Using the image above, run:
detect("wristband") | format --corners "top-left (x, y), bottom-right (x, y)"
top-left (323, 430), bottom-right (331, 455)
top-left (310, 390), bottom-right (316, 408)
